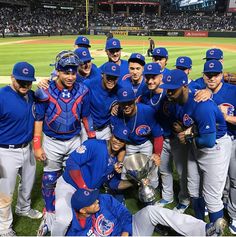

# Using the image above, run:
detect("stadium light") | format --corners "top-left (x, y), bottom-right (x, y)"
top-left (43, 5), bottom-right (57, 9)
top-left (60, 6), bottom-right (74, 10)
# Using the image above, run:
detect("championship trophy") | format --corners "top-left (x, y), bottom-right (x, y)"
top-left (123, 153), bottom-right (156, 204)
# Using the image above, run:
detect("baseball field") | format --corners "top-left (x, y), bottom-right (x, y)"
top-left (0, 35), bottom-right (235, 236)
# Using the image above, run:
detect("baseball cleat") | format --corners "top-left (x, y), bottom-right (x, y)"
top-left (173, 203), bottom-right (189, 214)
top-left (0, 229), bottom-right (16, 236)
top-left (206, 218), bottom-right (227, 236)
top-left (155, 199), bottom-right (173, 207)
top-left (15, 209), bottom-right (43, 219)
top-left (229, 219), bottom-right (236, 235)
top-left (37, 219), bottom-right (49, 236)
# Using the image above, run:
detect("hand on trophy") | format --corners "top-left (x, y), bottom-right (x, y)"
top-left (151, 153), bottom-right (161, 166)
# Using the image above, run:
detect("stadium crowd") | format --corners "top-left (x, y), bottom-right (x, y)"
top-left (0, 6), bottom-right (235, 35)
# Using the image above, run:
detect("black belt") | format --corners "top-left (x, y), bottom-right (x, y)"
top-left (94, 124), bottom-right (110, 132)
top-left (0, 143), bottom-right (29, 149)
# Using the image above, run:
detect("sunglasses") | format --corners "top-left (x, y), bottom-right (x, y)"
top-left (16, 79), bottom-right (32, 87)
top-left (119, 100), bottom-right (135, 108)
top-left (105, 75), bottom-right (118, 81)
top-left (153, 56), bottom-right (166, 61)
top-left (108, 49), bottom-right (121, 54)
top-left (204, 72), bottom-right (221, 79)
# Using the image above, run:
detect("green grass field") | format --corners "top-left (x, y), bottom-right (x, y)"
top-left (0, 35), bottom-right (235, 236)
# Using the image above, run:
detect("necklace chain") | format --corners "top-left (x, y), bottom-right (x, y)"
top-left (150, 91), bottom-right (163, 106)
top-left (123, 108), bottom-right (138, 133)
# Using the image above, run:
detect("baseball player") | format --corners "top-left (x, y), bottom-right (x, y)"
top-left (121, 53), bottom-right (146, 101)
top-left (160, 69), bottom-right (232, 223)
top-left (67, 188), bottom-right (227, 236)
top-left (141, 62), bottom-right (190, 213)
top-left (83, 62), bottom-right (120, 140)
top-left (197, 59), bottom-right (236, 234)
top-left (33, 50), bottom-right (95, 235)
top-left (112, 86), bottom-right (164, 189)
top-left (74, 35), bottom-right (91, 48)
top-left (147, 37), bottom-right (155, 57)
top-left (50, 126), bottom-right (130, 236)
top-left (0, 62), bottom-right (42, 236)
top-left (99, 38), bottom-right (129, 82)
top-left (152, 47), bottom-right (170, 77)
top-left (74, 47), bottom-right (100, 82)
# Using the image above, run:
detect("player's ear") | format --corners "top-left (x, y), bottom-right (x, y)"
top-left (79, 208), bottom-right (86, 214)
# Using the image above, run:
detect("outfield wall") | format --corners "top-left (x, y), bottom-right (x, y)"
top-left (3, 29), bottom-right (236, 38)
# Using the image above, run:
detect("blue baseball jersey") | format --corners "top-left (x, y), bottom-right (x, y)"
top-left (66, 194), bottom-right (132, 236)
top-left (84, 76), bottom-right (118, 129)
top-left (120, 75), bottom-right (147, 101)
top-left (76, 64), bottom-right (100, 82)
top-left (99, 59), bottom-right (129, 82)
top-left (112, 103), bottom-right (163, 145)
top-left (0, 86), bottom-right (35, 144)
top-left (212, 83), bottom-right (236, 137)
top-left (34, 80), bottom-right (93, 140)
top-left (177, 92), bottom-right (227, 139)
top-left (63, 139), bottom-right (118, 189)
top-left (191, 77), bottom-right (206, 90)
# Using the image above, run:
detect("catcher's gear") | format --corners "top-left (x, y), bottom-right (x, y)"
top-left (223, 72), bottom-right (236, 85)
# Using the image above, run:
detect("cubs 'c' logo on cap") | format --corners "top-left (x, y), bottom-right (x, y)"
top-left (166, 75), bottom-right (172, 82)
top-left (82, 51), bottom-right (87, 56)
top-left (82, 37), bottom-right (86, 42)
top-left (147, 65), bottom-right (152, 70)
top-left (180, 58), bottom-right (184, 63)
top-left (209, 50), bottom-right (214, 55)
top-left (209, 63), bottom-right (214, 68)
top-left (123, 129), bottom-right (128, 135)
top-left (111, 65), bottom-right (116, 71)
top-left (122, 91), bottom-right (128, 97)
top-left (112, 41), bottom-right (117, 46)
top-left (84, 190), bottom-right (90, 196)
top-left (22, 68), bottom-right (29, 74)
top-left (182, 80), bottom-right (186, 84)
top-left (156, 49), bottom-right (160, 53)
top-left (136, 54), bottom-right (141, 59)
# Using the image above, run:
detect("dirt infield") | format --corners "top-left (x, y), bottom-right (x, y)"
top-left (18, 38), bottom-right (236, 52)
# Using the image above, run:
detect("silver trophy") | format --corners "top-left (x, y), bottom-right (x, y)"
top-left (123, 153), bottom-right (156, 204)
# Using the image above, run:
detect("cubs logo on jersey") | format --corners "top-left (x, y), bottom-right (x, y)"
top-left (135, 125), bottom-right (151, 136)
top-left (76, 145), bottom-right (87, 154)
top-left (220, 103), bottom-right (235, 116)
top-left (95, 214), bottom-right (114, 236)
top-left (183, 114), bottom-right (194, 127)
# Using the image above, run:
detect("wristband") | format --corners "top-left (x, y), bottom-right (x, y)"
top-left (33, 135), bottom-right (41, 150)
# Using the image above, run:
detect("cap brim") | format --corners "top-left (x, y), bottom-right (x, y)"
top-left (159, 84), bottom-right (182, 90)
top-left (106, 47), bottom-right (123, 50)
top-left (14, 75), bottom-right (36, 81)
top-left (86, 189), bottom-right (99, 207)
top-left (203, 70), bottom-right (222, 73)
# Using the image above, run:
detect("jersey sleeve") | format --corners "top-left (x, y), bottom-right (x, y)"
top-left (194, 101), bottom-right (216, 135)
top-left (33, 100), bottom-right (48, 121)
top-left (104, 194), bottom-right (132, 235)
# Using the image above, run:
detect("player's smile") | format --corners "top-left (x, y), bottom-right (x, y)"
top-left (79, 60), bottom-right (92, 76)
top-left (146, 74), bottom-right (162, 91)
top-left (107, 49), bottom-right (121, 63)
top-left (110, 135), bottom-right (125, 151)
top-left (103, 75), bottom-right (118, 90)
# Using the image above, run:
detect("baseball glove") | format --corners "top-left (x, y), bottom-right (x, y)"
top-left (223, 72), bottom-right (236, 85)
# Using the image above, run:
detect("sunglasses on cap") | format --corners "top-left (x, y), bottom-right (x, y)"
top-left (108, 49), bottom-right (121, 54)
top-left (204, 72), bottom-right (221, 79)
top-left (16, 79), bottom-right (32, 87)
top-left (153, 56), bottom-right (166, 61)
top-left (105, 75), bottom-right (119, 81)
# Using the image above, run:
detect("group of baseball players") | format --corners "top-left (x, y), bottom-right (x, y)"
top-left (0, 34), bottom-right (235, 237)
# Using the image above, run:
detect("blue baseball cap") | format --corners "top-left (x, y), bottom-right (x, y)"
top-left (160, 69), bottom-right (188, 90)
top-left (143, 63), bottom-right (162, 75)
top-left (105, 38), bottom-right (122, 50)
top-left (152, 47), bottom-right (168, 58)
top-left (101, 62), bottom-right (120, 77)
top-left (71, 188), bottom-right (99, 211)
top-left (175, 56), bottom-right (192, 69)
top-left (128, 53), bottom-right (145, 66)
top-left (74, 47), bottom-right (94, 63)
top-left (203, 48), bottom-right (223, 60)
top-left (12, 62), bottom-right (36, 81)
top-left (203, 59), bottom-right (223, 73)
top-left (112, 125), bottom-right (130, 142)
top-left (74, 36), bottom-right (91, 48)
top-left (117, 86), bottom-right (135, 103)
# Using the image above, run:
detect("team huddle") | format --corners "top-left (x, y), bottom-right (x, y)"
top-left (0, 35), bottom-right (236, 236)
